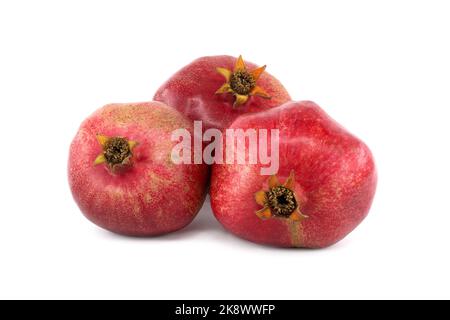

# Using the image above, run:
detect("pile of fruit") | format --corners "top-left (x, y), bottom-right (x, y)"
top-left (68, 55), bottom-right (377, 248)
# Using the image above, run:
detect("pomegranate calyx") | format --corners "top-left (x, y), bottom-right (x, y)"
top-left (255, 170), bottom-right (308, 221)
top-left (94, 134), bottom-right (138, 171)
top-left (215, 55), bottom-right (271, 107)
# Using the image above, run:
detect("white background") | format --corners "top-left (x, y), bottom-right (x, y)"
top-left (0, 0), bottom-right (449, 299)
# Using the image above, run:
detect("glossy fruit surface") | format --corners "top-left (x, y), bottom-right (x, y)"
top-left (68, 102), bottom-right (208, 236)
top-left (210, 101), bottom-right (377, 248)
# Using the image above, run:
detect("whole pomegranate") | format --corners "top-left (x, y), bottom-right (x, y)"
top-left (68, 102), bottom-right (208, 236)
top-left (210, 101), bottom-right (377, 248)
top-left (154, 55), bottom-right (291, 131)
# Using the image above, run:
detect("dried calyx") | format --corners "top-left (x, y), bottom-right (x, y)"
top-left (254, 171), bottom-right (308, 221)
top-left (104, 137), bottom-right (131, 165)
top-left (94, 134), bottom-right (138, 170)
top-left (266, 186), bottom-right (297, 218)
top-left (230, 70), bottom-right (256, 95)
top-left (215, 55), bottom-right (271, 107)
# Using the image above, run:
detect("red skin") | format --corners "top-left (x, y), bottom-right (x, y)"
top-left (154, 55), bottom-right (291, 131)
top-left (68, 102), bottom-right (208, 236)
top-left (210, 101), bottom-right (377, 248)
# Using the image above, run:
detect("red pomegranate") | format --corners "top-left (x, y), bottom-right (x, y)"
top-left (210, 101), bottom-right (377, 248)
top-left (154, 55), bottom-right (291, 131)
top-left (68, 102), bottom-right (208, 236)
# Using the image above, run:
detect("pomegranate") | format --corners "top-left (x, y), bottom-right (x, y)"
top-left (68, 102), bottom-right (208, 236)
top-left (154, 55), bottom-right (291, 131)
top-left (210, 101), bottom-right (377, 248)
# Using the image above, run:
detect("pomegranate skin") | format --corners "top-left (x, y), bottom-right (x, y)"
top-left (154, 55), bottom-right (291, 131)
top-left (210, 101), bottom-right (377, 248)
top-left (68, 102), bottom-right (208, 236)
